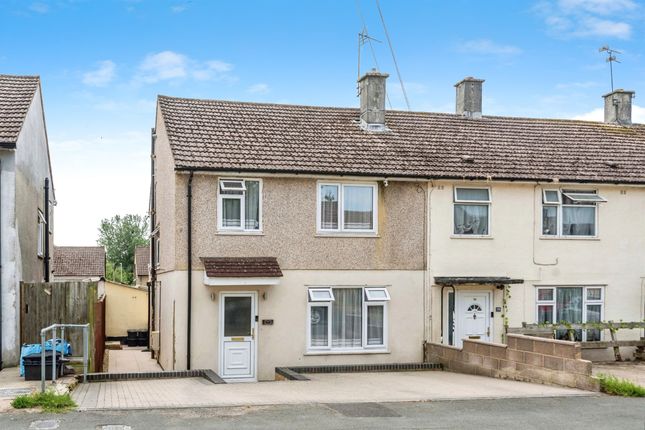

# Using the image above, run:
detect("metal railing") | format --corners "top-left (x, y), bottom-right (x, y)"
top-left (40, 323), bottom-right (89, 393)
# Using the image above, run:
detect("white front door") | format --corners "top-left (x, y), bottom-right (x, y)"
top-left (455, 291), bottom-right (491, 347)
top-left (220, 292), bottom-right (257, 381)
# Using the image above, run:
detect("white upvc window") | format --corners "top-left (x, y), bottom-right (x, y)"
top-left (307, 286), bottom-right (389, 351)
top-left (217, 178), bottom-right (262, 231)
top-left (317, 183), bottom-right (378, 234)
top-left (453, 187), bottom-right (491, 236)
top-left (37, 210), bottom-right (46, 257)
top-left (154, 236), bottom-right (160, 267)
top-left (542, 189), bottom-right (605, 237)
top-left (536, 286), bottom-right (604, 341)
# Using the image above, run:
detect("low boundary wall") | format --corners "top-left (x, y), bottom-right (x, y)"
top-left (425, 334), bottom-right (599, 391)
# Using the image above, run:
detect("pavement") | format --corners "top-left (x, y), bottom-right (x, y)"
top-left (107, 347), bottom-right (162, 373)
top-left (1, 396), bottom-right (643, 430)
top-left (0, 367), bottom-right (39, 412)
top-left (72, 370), bottom-right (591, 411)
top-left (593, 361), bottom-right (645, 387)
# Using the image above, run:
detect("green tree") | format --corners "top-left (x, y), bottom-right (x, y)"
top-left (97, 214), bottom-right (149, 285)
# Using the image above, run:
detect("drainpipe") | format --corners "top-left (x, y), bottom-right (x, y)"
top-left (44, 178), bottom-right (50, 282)
top-left (0, 159), bottom-right (3, 370)
top-left (187, 171), bottom-right (193, 370)
top-left (148, 128), bottom-right (156, 354)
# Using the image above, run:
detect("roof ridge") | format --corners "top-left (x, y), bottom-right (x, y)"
top-left (0, 74), bottom-right (40, 80)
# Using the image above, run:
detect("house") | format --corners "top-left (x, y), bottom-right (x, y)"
top-left (150, 70), bottom-right (645, 381)
top-left (52, 246), bottom-right (106, 281)
top-left (0, 75), bottom-right (55, 368)
top-left (134, 246), bottom-right (150, 287)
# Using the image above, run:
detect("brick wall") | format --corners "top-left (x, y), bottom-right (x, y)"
top-left (425, 334), bottom-right (599, 391)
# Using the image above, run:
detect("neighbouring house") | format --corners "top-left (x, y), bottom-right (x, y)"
top-left (0, 75), bottom-right (55, 368)
top-left (150, 70), bottom-right (645, 381)
top-left (134, 246), bottom-right (150, 288)
top-left (104, 280), bottom-right (148, 341)
top-left (52, 246), bottom-right (106, 282)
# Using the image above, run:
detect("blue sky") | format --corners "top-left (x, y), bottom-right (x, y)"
top-left (1, 0), bottom-right (644, 245)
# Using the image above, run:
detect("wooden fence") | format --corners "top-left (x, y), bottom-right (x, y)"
top-left (20, 281), bottom-right (106, 372)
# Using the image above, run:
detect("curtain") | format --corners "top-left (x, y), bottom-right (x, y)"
top-left (320, 185), bottom-right (339, 229)
top-left (367, 305), bottom-right (384, 345)
top-left (222, 198), bottom-right (241, 227)
top-left (332, 288), bottom-right (362, 348)
top-left (343, 186), bottom-right (373, 230)
top-left (556, 287), bottom-right (583, 341)
top-left (586, 304), bottom-right (602, 341)
top-left (310, 306), bottom-right (328, 347)
top-left (542, 206), bottom-right (557, 235)
top-left (244, 181), bottom-right (260, 230)
top-left (562, 206), bottom-right (595, 236)
top-left (454, 204), bottom-right (489, 235)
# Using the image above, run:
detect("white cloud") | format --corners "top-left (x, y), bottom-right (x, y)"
top-left (247, 83), bottom-right (270, 94)
top-left (171, 4), bottom-right (187, 13)
top-left (134, 51), bottom-right (235, 84)
top-left (457, 39), bottom-right (522, 55)
top-left (29, 2), bottom-right (49, 14)
top-left (572, 104), bottom-right (645, 123)
top-left (82, 60), bottom-right (116, 87)
top-left (536, 0), bottom-right (635, 39)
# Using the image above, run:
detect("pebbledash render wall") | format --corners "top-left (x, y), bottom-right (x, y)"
top-left (425, 334), bottom-right (599, 391)
top-left (428, 180), bottom-right (645, 355)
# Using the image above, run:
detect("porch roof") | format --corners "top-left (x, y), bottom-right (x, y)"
top-left (201, 257), bottom-right (283, 278)
top-left (434, 276), bottom-right (524, 286)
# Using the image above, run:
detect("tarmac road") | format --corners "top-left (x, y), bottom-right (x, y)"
top-left (1, 396), bottom-right (643, 430)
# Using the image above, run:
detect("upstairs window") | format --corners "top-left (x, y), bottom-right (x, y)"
top-left (453, 187), bottom-right (491, 236)
top-left (542, 189), bottom-right (605, 237)
top-left (217, 179), bottom-right (262, 231)
top-left (317, 183), bottom-right (377, 233)
top-left (37, 210), bottom-right (46, 257)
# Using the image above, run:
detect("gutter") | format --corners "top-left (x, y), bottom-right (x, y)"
top-left (186, 171), bottom-right (193, 370)
top-left (44, 178), bottom-right (50, 282)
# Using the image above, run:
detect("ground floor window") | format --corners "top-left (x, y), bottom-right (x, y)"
top-left (308, 287), bottom-right (389, 351)
top-left (536, 286), bottom-right (604, 341)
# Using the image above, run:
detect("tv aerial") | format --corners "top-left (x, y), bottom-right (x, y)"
top-left (357, 28), bottom-right (382, 92)
top-left (599, 45), bottom-right (621, 92)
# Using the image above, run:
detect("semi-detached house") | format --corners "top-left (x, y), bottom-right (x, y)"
top-left (150, 70), bottom-right (645, 381)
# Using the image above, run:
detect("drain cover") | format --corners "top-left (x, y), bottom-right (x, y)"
top-left (0, 388), bottom-right (32, 397)
top-left (325, 402), bottom-right (401, 417)
top-left (29, 420), bottom-right (60, 430)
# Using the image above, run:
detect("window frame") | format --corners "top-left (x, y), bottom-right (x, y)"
top-left (540, 189), bottom-right (603, 238)
top-left (452, 186), bottom-right (492, 237)
top-left (217, 178), bottom-right (263, 232)
top-left (37, 210), bottom-right (46, 258)
top-left (316, 182), bottom-right (378, 234)
top-left (306, 286), bottom-right (389, 352)
top-left (535, 286), bottom-right (605, 341)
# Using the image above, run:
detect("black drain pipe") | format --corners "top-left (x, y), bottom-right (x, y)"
top-left (44, 178), bottom-right (50, 282)
top-left (0, 159), bottom-right (3, 370)
top-left (186, 171), bottom-right (193, 370)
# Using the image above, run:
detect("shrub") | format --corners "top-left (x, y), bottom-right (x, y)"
top-left (11, 391), bottom-right (76, 412)
top-left (597, 374), bottom-right (645, 397)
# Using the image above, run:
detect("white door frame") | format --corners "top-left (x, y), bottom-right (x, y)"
top-left (219, 291), bottom-right (258, 381)
top-left (455, 290), bottom-right (493, 347)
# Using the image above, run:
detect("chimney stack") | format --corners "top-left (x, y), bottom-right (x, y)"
top-left (358, 69), bottom-right (389, 131)
top-left (603, 89), bottom-right (635, 125)
top-left (455, 77), bottom-right (484, 118)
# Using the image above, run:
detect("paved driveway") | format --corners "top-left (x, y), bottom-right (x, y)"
top-left (593, 362), bottom-right (645, 386)
top-left (72, 371), bottom-right (591, 410)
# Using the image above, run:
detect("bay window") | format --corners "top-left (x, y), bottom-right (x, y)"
top-left (217, 179), bottom-right (261, 231)
top-left (307, 287), bottom-right (389, 351)
top-left (536, 286), bottom-right (604, 341)
top-left (453, 187), bottom-right (491, 235)
top-left (542, 189), bottom-right (605, 237)
top-left (318, 183), bottom-right (377, 233)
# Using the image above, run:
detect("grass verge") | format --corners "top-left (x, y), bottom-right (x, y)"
top-left (11, 391), bottom-right (77, 412)
top-left (597, 373), bottom-right (645, 397)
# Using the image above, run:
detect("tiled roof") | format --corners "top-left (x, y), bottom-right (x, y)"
top-left (201, 257), bottom-right (283, 278)
top-left (53, 246), bottom-right (106, 278)
top-left (134, 246), bottom-right (150, 277)
top-left (158, 95), bottom-right (645, 184)
top-left (0, 75), bottom-right (40, 146)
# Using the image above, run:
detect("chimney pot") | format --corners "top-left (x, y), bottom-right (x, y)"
top-left (358, 69), bottom-right (389, 131)
top-left (603, 89), bottom-right (635, 125)
top-left (455, 77), bottom-right (485, 118)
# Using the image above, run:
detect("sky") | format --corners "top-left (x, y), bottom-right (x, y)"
top-left (1, 0), bottom-right (644, 246)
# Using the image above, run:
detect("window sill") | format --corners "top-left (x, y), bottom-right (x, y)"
top-left (450, 235), bottom-right (493, 240)
top-left (304, 349), bottom-right (390, 356)
top-left (217, 230), bottom-right (264, 236)
top-left (315, 232), bottom-right (380, 238)
top-left (539, 236), bottom-right (600, 241)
